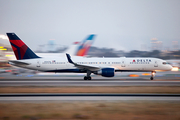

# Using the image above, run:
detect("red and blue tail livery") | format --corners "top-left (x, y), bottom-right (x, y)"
top-left (76, 34), bottom-right (95, 56)
top-left (6, 33), bottom-right (40, 60)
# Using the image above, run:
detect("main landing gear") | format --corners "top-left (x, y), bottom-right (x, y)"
top-left (84, 70), bottom-right (92, 80)
top-left (150, 71), bottom-right (156, 80)
top-left (84, 76), bottom-right (91, 80)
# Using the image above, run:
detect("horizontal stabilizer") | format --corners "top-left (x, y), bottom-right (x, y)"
top-left (9, 60), bottom-right (30, 66)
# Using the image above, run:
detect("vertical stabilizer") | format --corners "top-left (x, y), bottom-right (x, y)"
top-left (64, 34), bottom-right (96, 56)
top-left (6, 33), bottom-right (40, 60)
top-left (76, 34), bottom-right (95, 56)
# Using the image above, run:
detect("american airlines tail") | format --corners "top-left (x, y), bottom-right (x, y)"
top-left (65, 34), bottom-right (95, 56)
top-left (7, 33), bottom-right (40, 60)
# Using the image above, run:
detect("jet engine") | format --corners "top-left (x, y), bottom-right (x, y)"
top-left (94, 68), bottom-right (115, 77)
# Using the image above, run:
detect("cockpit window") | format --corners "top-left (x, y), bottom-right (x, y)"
top-left (162, 62), bottom-right (169, 65)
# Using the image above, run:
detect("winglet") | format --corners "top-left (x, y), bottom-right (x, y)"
top-left (66, 53), bottom-right (74, 64)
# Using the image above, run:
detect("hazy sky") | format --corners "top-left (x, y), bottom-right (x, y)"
top-left (0, 0), bottom-right (180, 51)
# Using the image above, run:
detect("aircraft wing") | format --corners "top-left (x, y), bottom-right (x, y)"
top-left (72, 63), bottom-right (100, 71)
top-left (9, 60), bottom-right (30, 66)
top-left (66, 53), bottom-right (100, 71)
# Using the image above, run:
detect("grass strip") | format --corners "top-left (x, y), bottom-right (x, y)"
top-left (0, 101), bottom-right (180, 120)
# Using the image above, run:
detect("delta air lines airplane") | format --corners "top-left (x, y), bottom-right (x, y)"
top-left (7, 33), bottom-right (172, 80)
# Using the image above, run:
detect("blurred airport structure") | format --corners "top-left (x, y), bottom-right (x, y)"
top-left (88, 46), bottom-right (180, 59)
top-left (1, 43), bottom-right (180, 60)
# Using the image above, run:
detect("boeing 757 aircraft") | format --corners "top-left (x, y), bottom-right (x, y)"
top-left (7, 33), bottom-right (172, 80)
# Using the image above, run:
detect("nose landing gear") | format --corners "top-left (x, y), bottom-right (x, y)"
top-left (150, 71), bottom-right (156, 80)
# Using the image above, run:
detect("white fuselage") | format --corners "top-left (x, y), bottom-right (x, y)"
top-left (10, 55), bottom-right (172, 73)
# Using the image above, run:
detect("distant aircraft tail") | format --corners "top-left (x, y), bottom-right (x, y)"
top-left (76, 34), bottom-right (95, 56)
top-left (65, 34), bottom-right (96, 56)
top-left (6, 33), bottom-right (40, 60)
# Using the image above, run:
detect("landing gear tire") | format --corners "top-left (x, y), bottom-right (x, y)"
top-left (87, 77), bottom-right (91, 80)
top-left (84, 76), bottom-right (87, 80)
top-left (84, 70), bottom-right (92, 80)
top-left (150, 71), bottom-right (156, 80)
top-left (84, 76), bottom-right (91, 80)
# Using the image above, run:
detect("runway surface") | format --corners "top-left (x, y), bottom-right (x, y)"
top-left (0, 93), bottom-right (179, 102)
top-left (1, 71), bottom-right (180, 86)
top-left (1, 71), bottom-right (180, 81)
top-left (1, 80), bottom-right (180, 86)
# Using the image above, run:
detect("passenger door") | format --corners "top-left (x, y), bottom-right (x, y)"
top-left (37, 61), bottom-right (40, 67)
top-left (154, 61), bottom-right (158, 67)
top-left (121, 61), bottom-right (125, 67)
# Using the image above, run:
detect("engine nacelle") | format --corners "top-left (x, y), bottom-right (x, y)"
top-left (94, 68), bottom-right (115, 77)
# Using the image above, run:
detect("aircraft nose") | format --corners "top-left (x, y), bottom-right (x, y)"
top-left (169, 65), bottom-right (173, 71)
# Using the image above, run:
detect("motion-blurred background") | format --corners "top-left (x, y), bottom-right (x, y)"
top-left (0, 1), bottom-right (180, 120)
top-left (0, 0), bottom-right (180, 74)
